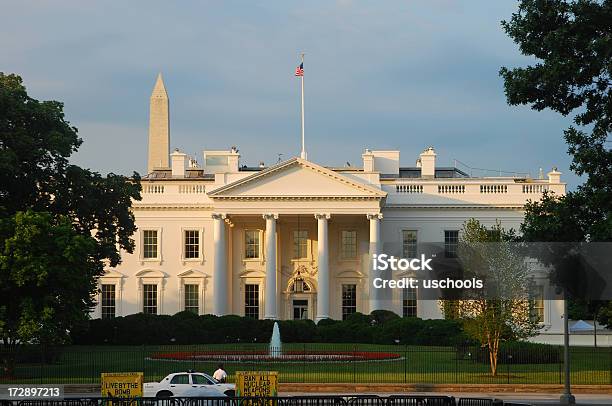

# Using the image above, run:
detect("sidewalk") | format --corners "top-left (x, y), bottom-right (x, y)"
top-left (282, 391), bottom-right (612, 405)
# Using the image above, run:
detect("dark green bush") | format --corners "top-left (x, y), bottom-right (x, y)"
top-left (471, 341), bottom-right (561, 364)
top-left (370, 310), bottom-right (400, 325)
top-left (318, 317), bottom-right (374, 343)
top-left (373, 317), bottom-right (470, 346)
top-left (7, 346), bottom-right (64, 364)
top-left (72, 311), bottom-right (470, 346)
top-left (277, 319), bottom-right (317, 342)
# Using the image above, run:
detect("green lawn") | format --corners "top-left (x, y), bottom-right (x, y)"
top-left (4, 343), bottom-right (611, 385)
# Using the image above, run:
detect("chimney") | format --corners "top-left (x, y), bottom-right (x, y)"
top-left (362, 149), bottom-right (374, 172)
top-left (171, 149), bottom-right (187, 178)
top-left (228, 148), bottom-right (240, 172)
top-left (419, 147), bottom-right (436, 179)
top-left (188, 157), bottom-right (199, 168)
top-left (547, 167), bottom-right (562, 184)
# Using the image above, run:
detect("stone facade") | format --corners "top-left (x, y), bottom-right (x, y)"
top-left (94, 75), bottom-right (569, 341)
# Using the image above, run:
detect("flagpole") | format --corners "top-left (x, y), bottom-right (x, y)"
top-left (300, 53), bottom-right (307, 160)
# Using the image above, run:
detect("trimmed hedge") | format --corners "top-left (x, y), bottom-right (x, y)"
top-left (464, 341), bottom-right (561, 364)
top-left (70, 311), bottom-right (473, 346)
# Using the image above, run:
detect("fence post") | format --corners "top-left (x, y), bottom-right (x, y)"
top-left (559, 346), bottom-right (563, 385)
top-left (609, 346), bottom-right (612, 385)
top-left (352, 345), bottom-right (356, 384)
top-left (455, 346), bottom-right (458, 384)
top-left (302, 343), bottom-right (306, 383)
top-left (142, 344), bottom-right (146, 381)
top-left (404, 345), bottom-right (407, 384)
top-left (39, 346), bottom-right (44, 384)
top-left (506, 355), bottom-right (510, 385)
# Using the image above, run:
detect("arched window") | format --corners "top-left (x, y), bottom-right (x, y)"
top-left (289, 272), bottom-right (311, 293)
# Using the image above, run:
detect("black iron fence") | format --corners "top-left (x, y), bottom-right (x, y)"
top-left (0, 395), bottom-right (528, 406)
top-left (1, 344), bottom-right (610, 385)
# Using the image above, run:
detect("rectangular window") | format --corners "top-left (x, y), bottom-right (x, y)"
top-left (184, 284), bottom-right (199, 314)
top-left (101, 284), bottom-right (116, 319)
top-left (403, 287), bottom-right (417, 317)
top-left (402, 230), bottom-right (418, 258)
top-left (143, 230), bottom-right (158, 259)
top-left (341, 230), bottom-right (357, 259)
top-left (244, 284), bottom-right (259, 319)
top-left (444, 230), bottom-right (459, 258)
top-left (530, 285), bottom-right (545, 323)
top-left (205, 155), bottom-right (229, 166)
top-left (244, 230), bottom-right (260, 259)
top-left (143, 284), bottom-right (158, 314)
top-left (341, 284), bottom-right (357, 320)
top-left (184, 230), bottom-right (199, 259)
top-left (293, 230), bottom-right (308, 259)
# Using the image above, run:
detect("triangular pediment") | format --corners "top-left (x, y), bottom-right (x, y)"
top-left (177, 269), bottom-right (209, 278)
top-left (135, 269), bottom-right (166, 278)
top-left (101, 269), bottom-right (125, 279)
top-left (209, 158), bottom-right (386, 199)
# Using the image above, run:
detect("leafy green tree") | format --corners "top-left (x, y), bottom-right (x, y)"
top-left (0, 73), bottom-right (141, 374)
top-left (501, 0), bottom-right (612, 325)
top-left (500, 0), bottom-right (612, 242)
top-left (0, 212), bottom-right (98, 374)
top-left (444, 219), bottom-right (538, 376)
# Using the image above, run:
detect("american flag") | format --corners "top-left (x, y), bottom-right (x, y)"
top-left (295, 62), bottom-right (304, 77)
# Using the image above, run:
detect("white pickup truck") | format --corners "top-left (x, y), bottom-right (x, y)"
top-left (143, 371), bottom-right (235, 398)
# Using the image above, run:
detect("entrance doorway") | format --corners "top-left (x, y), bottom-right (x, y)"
top-left (293, 299), bottom-right (309, 320)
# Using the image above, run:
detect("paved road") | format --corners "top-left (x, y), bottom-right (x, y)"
top-left (281, 391), bottom-right (612, 405)
top-left (62, 391), bottom-right (612, 405)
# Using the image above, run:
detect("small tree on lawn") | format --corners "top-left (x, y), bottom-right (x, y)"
top-left (445, 219), bottom-right (539, 376)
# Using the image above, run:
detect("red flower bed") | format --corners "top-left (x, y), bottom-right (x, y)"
top-left (149, 350), bottom-right (401, 362)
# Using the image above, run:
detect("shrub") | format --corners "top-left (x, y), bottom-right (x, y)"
top-left (71, 312), bottom-right (470, 346)
top-left (8, 346), bottom-right (64, 364)
top-left (472, 341), bottom-right (561, 364)
top-left (374, 317), bottom-right (470, 346)
top-left (370, 310), bottom-right (400, 325)
top-left (277, 319), bottom-right (317, 342)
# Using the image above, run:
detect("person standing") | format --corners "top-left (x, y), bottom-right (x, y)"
top-left (213, 363), bottom-right (227, 383)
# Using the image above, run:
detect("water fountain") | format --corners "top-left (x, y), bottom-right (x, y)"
top-left (269, 321), bottom-right (282, 358)
top-left (150, 320), bottom-right (400, 363)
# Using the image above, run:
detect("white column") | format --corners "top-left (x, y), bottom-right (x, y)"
top-left (315, 213), bottom-right (331, 322)
top-left (212, 213), bottom-right (228, 316)
top-left (263, 213), bottom-right (279, 319)
top-left (368, 213), bottom-right (383, 313)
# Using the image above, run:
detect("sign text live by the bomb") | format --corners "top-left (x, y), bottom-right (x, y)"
top-left (101, 372), bottom-right (143, 398)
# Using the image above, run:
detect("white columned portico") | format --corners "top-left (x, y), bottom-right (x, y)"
top-left (315, 213), bottom-right (331, 322)
top-left (212, 213), bottom-right (228, 316)
top-left (263, 213), bottom-right (279, 319)
top-left (368, 213), bottom-right (383, 312)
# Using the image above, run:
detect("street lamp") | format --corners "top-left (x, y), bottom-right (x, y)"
top-left (560, 292), bottom-right (575, 405)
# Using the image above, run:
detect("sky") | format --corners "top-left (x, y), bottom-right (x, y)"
top-left (1, 0), bottom-right (582, 188)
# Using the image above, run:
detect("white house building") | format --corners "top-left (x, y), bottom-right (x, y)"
top-left (95, 74), bottom-right (570, 340)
